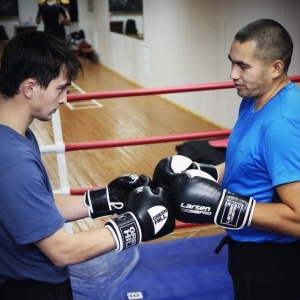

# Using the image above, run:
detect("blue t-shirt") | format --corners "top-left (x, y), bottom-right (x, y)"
top-left (0, 126), bottom-right (67, 284)
top-left (223, 82), bottom-right (300, 243)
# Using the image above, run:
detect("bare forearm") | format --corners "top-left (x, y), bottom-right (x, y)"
top-left (252, 202), bottom-right (300, 237)
top-left (36, 226), bottom-right (116, 267)
top-left (54, 194), bottom-right (88, 222)
top-left (250, 181), bottom-right (300, 237)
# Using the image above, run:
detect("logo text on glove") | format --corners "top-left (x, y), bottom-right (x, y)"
top-left (124, 226), bottom-right (138, 248)
top-left (153, 208), bottom-right (168, 224)
top-left (148, 205), bottom-right (168, 235)
top-left (180, 203), bottom-right (212, 215)
top-left (118, 219), bottom-right (140, 249)
top-left (219, 199), bottom-right (243, 228)
top-left (124, 174), bottom-right (139, 182)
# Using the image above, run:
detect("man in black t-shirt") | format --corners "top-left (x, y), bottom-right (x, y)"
top-left (36, 0), bottom-right (70, 40)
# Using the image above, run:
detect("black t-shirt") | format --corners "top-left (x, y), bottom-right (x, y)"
top-left (37, 3), bottom-right (67, 40)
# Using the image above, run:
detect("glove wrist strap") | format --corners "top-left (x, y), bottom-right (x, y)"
top-left (215, 190), bottom-right (255, 230)
top-left (84, 189), bottom-right (113, 219)
top-left (105, 212), bottom-right (142, 251)
top-left (106, 188), bottom-right (125, 211)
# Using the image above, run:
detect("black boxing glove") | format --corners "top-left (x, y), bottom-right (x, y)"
top-left (173, 170), bottom-right (255, 230)
top-left (105, 186), bottom-right (175, 251)
top-left (153, 155), bottom-right (218, 193)
top-left (84, 174), bottom-right (152, 218)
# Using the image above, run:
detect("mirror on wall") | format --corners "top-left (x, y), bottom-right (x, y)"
top-left (109, 0), bottom-right (143, 40)
top-left (0, 0), bottom-right (19, 18)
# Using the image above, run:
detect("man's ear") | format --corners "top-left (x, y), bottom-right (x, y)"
top-left (21, 78), bottom-right (37, 98)
top-left (271, 60), bottom-right (284, 79)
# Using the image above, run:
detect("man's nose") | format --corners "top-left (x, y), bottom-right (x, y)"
top-left (230, 65), bottom-right (240, 80)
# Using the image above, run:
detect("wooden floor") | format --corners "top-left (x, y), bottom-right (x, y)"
top-left (31, 57), bottom-right (225, 242)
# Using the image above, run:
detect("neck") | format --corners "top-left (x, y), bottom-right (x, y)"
top-left (255, 75), bottom-right (290, 110)
top-left (0, 96), bottom-right (32, 137)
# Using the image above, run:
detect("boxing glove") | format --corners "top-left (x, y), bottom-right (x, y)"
top-left (153, 155), bottom-right (218, 193)
top-left (105, 185), bottom-right (175, 251)
top-left (84, 174), bottom-right (152, 218)
top-left (173, 169), bottom-right (256, 230)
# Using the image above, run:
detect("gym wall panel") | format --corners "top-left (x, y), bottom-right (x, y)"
top-left (89, 0), bottom-right (300, 128)
top-left (2, 0), bottom-right (300, 128)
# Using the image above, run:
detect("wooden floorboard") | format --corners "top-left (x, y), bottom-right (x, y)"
top-left (30, 58), bottom-right (225, 241)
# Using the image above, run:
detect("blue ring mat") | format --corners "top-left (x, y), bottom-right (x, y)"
top-left (70, 233), bottom-right (233, 300)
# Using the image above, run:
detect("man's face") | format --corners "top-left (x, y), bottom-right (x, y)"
top-left (32, 73), bottom-right (70, 122)
top-left (228, 40), bottom-right (274, 100)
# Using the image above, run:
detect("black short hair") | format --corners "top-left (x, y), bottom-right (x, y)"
top-left (235, 19), bottom-right (293, 72)
top-left (0, 31), bottom-right (83, 97)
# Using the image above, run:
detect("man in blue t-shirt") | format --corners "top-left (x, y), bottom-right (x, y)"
top-left (153, 19), bottom-right (300, 299)
top-left (0, 32), bottom-right (175, 299)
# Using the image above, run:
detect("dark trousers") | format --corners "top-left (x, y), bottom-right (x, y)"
top-left (0, 278), bottom-right (73, 300)
top-left (227, 237), bottom-right (300, 300)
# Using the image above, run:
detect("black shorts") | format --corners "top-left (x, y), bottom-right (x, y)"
top-left (0, 277), bottom-right (73, 300)
top-left (226, 237), bottom-right (300, 300)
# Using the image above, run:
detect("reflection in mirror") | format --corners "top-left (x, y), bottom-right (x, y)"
top-left (109, 0), bottom-right (143, 40)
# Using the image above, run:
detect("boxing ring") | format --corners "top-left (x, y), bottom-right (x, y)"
top-left (40, 81), bottom-right (237, 193)
top-left (41, 75), bottom-right (300, 227)
top-left (42, 76), bottom-right (300, 300)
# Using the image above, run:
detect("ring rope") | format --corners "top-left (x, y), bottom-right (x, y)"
top-left (40, 130), bottom-right (231, 154)
top-left (67, 75), bottom-right (300, 102)
top-left (47, 77), bottom-right (300, 231)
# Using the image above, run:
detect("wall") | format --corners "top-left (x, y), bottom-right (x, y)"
top-left (1, 0), bottom-right (300, 129)
top-left (79, 0), bottom-right (300, 128)
top-left (0, 0), bottom-right (76, 39)
top-left (0, 0), bottom-right (41, 38)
